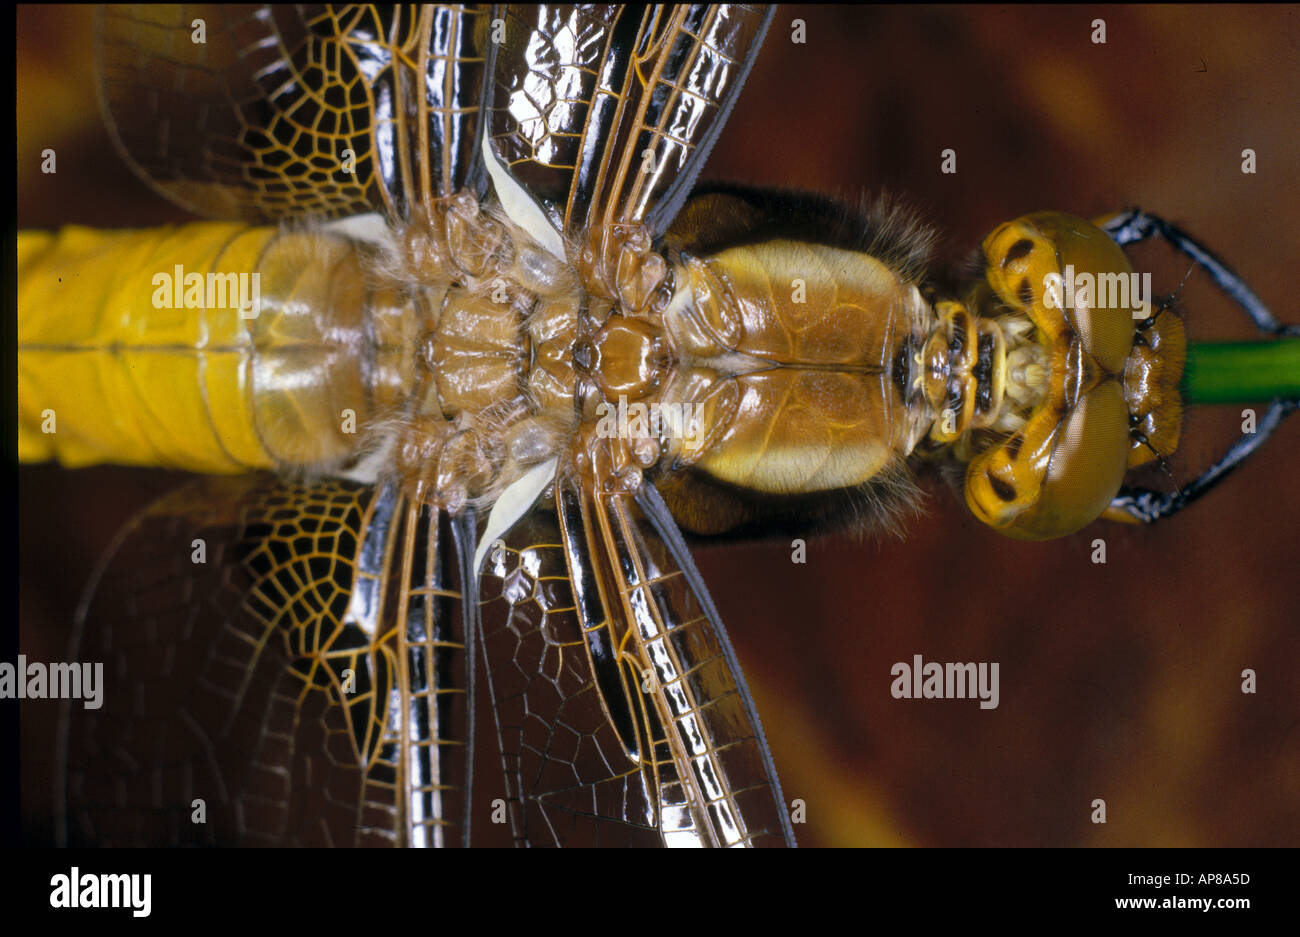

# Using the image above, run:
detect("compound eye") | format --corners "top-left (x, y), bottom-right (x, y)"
top-left (965, 381), bottom-right (1130, 541)
top-left (983, 213), bottom-right (1138, 375)
top-left (1019, 213), bottom-right (1138, 373)
top-left (1028, 382), bottom-right (1131, 537)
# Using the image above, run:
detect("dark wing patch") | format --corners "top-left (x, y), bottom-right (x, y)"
top-left (97, 4), bottom-right (494, 221)
top-left (59, 476), bottom-right (472, 846)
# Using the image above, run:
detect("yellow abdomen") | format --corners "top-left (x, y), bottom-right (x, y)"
top-left (19, 223), bottom-right (416, 473)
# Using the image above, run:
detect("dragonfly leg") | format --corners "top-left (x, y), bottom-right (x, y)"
top-left (1105, 397), bottom-right (1297, 524)
top-left (1096, 209), bottom-right (1298, 524)
top-left (1096, 208), bottom-right (1298, 337)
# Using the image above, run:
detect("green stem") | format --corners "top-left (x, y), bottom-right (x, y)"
top-left (1181, 338), bottom-right (1300, 405)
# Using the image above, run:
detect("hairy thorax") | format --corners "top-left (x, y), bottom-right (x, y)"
top-left (363, 190), bottom-right (942, 518)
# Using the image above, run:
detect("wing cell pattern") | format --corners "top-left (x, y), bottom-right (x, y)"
top-left (59, 477), bottom-right (472, 846)
top-left (98, 3), bottom-right (493, 221)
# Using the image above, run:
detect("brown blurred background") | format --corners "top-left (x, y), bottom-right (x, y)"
top-left (17, 5), bottom-right (1300, 847)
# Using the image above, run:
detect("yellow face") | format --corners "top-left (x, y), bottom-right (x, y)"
top-left (964, 213), bottom-right (1177, 540)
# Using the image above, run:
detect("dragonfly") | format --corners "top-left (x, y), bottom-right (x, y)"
top-left (20, 3), bottom-right (1300, 847)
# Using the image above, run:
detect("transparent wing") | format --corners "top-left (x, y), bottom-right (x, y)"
top-left (485, 4), bottom-right (773, 243)
top-left (58, 476), bottom-right (474, 847)
top-left (97, 3), bottom-right (494, 222)
top-left (559, 475), bottom-right (794, 846)
top-left (477, 478), bottom-right (793, 847)
top-left (478, 503), bottom-right (661, 845)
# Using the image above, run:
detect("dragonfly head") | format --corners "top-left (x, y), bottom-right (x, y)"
top-left (954, 212), bottom-right (1186, 540)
